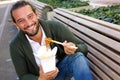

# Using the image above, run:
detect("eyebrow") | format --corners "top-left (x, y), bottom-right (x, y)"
top-left (16, 12), bottom-right (34, 23)
top-left (16, 18), bottom-right (24, 23)
top-left (28, 13), bottom-right (34, 17)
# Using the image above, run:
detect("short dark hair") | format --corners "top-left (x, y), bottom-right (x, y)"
top-left (10, 1), bottom-right (36, 23)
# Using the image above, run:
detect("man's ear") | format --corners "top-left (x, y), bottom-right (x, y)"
top-left (8, 18), bottom-right (19, 30)
top-left (13, 22), bottom-right (19, 30)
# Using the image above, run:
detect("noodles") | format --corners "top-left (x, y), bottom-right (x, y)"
top-left (45, 37), bottom-right (52, 50)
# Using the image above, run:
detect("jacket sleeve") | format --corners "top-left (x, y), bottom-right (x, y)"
top-left (10, 40), bottom-right (38, 80)
top-left (48, 21), bottom-right (88, 56)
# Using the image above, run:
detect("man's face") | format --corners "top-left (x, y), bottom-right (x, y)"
top-left (12, 5), bottom-right (39, 36)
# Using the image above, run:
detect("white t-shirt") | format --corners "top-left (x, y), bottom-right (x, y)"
top-left (26, 27), bottom-right (46, 66)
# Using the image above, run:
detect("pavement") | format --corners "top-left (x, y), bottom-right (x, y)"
top-left (0, 1), bottom-right (18, 80)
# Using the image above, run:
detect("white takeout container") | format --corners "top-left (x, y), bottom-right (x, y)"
top-left (35, 46), bottom-right (57, 73)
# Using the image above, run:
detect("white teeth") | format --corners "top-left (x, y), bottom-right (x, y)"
top-left (28, 25), bottom-right (34, 30)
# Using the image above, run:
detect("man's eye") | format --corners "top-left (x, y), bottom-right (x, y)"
top-left (28, 14), bottom-right (33, 19)
top-left (17, 19), bottom-right (25, 24)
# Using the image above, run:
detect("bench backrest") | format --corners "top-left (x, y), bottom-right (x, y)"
top-left (50, 8), bottom-right (120, 80)
top-left (29, 0), bottom-right (53, 20)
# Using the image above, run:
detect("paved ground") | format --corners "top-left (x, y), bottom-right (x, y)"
top-left (89, 0), bottom-right (120, 7)
top-left (0, 1), bottom-right (18, 80)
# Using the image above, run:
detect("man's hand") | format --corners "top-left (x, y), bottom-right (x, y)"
top-left (63, 41), bottom-right (77, 55)
top-left (38, 66), bottom-right (59, 80)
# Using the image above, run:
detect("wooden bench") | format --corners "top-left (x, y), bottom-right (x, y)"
top-left (49, 8), bottom-right (120, 80)
top-left (28, 0), bottom-right (53, 20)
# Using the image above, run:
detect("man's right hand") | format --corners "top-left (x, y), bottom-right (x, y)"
top-left (38, 65), bottom-right (59, 80)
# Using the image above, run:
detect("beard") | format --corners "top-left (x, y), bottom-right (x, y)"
top-left (24, 21), bottom-right (39, 37)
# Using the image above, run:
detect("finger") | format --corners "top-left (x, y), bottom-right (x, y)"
top-left (63, 42), bottom-right (74, 49)
top-left (53, 68), bottom-right (59, 78)
top-left (47, 68), bottom-right (59, 79)
top-left (63, 40), bottom-right (67, 43)
top-left (53, 67), bottom-right (59, 75)
top-left (66, 42), bottom-right (77, 50)
top-left (66, 47), bottom-right (76, 54)
top-left (62, 40), bottom-right (67, 46)
top-left (46, 67), bottom-right (59, 75)
top-left (39, 65), bottom-right (44, 74)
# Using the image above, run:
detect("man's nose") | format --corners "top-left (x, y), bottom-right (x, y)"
top-left (25, 19), bottom-right (32, 26)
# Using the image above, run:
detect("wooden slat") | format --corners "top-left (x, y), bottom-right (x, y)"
top-left (91, 70), bottom-right (101, 80)
top-left (55, 19), bottom-right (120, 75)
top-left (68, 27), bottom-right (120, 64)
top-left (52, 17), bottom-right (120, 64)
top-left (88, 45), bottom-right (120, 74)
top-left (88, 60), bottom-right (111, 80)
top-left (53, 12), bottom-right (120, 53)
top-left (88, 54), bottom-right (120, 80)
top-left (29, 1), bottom-right (47, 7)
top-left (29, 0), bottom-right (53, 20)
top-left (70, 26), bottom-right (120, 74)
top-left (54, 9), bottom-right (120, 41)
top-left (56, 8), bottom-right (120, 32)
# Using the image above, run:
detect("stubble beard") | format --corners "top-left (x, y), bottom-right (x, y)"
top-left (24, 22), bottom-right (40, 37)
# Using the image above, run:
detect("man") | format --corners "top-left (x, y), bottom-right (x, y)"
top-left (10, 1), bottom-right (93, 80)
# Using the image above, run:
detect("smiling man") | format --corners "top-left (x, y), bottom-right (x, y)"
top-left (10, 1), bottom-right (93, 80)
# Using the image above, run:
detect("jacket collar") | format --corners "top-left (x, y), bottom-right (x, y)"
top-left (39, 19), bottom-right (52, 37)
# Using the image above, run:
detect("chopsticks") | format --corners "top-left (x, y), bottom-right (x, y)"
top-left (45, 38), bottom-right (78, 49)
